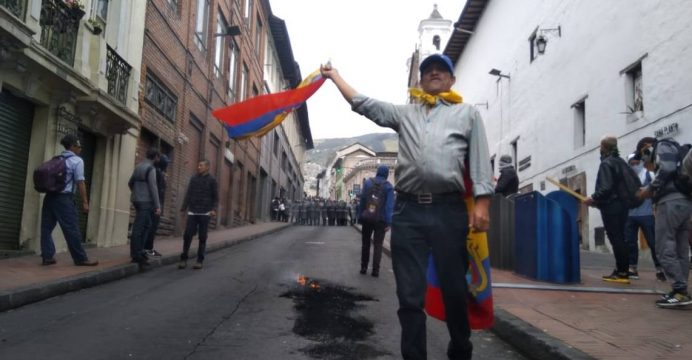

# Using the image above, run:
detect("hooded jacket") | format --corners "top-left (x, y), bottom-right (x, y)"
top-left (358, 165), bottom-right (395, 225)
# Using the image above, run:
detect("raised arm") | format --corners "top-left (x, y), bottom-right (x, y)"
top-left (320, 64), bottom-right (357, 105)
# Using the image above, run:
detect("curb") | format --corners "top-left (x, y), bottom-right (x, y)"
top-left (0, 224), bottom-right (291, 312)
top-left (491, 308), bottom-right (596, 360)
top-left (351, 224), bottom-right (595, 360)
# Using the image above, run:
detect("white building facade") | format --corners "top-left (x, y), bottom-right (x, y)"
top-left (444, 0), bottom-right (692, 251)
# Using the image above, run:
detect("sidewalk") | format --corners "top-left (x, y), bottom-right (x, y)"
top-left (3, 223), bottom-right (690, 359)
top-left (0, 221), bottom-right (291, 312)
top-left (354, 224), bottom-right (691, 360)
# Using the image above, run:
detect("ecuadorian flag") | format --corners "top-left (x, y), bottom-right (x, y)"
top-left (212, 69), bottom-right (325, 139)
top-left (424, 169), bottom-right (494, 329)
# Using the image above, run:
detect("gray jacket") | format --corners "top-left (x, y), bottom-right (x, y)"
top-left (128, 159), bottom-right (161, 208)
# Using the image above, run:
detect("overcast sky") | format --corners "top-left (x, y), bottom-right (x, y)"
top-left (270, 1), bottom-right (466, 140)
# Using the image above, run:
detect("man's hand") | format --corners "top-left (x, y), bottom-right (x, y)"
top-left (82, 201), bottom-right (89, 214)
top-left (210, 210), bottom-right (217, 218)
top-left (583, 197), bottom-right (595, 207)
top-left (637, 187), bottom-right (652, 200)
top-left (320, 62), bottom-right (336, 79)
top-left (470, 197), bottom-right (490, 233)
top-left (154, 208), bottom-right (161, 216)
top-left (384, 226), bottom-right (390, 233)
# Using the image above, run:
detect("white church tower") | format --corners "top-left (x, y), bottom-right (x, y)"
top-left (418, 4), bottom-right (454, 60)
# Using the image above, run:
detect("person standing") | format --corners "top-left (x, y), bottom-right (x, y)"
top-left (178, 159), bottom-right (218, 270)
top-left (585, 136), bottom-right (631, 284)
top-left (321, 54), bottom-right (493, 360)
top-left (144, 154), bottom-right (169, 257)
top-left (128, 148), bottom-right (161, 267)
top-left (40, 134), bottom-right (99, 266)
top-left (635, 137), bottom-right (692, 307)
top-left (359, 165), bottom-right (394, 277)
top-left (624, 153), bottom-right (665, 281)
top-left (494, 155), bottom-right (519, 197)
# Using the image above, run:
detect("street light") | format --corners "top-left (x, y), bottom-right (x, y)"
top-left (536, 26), bottom-right (561, 54)
top-left (489, 68), bottom-right (510, 79)
top-left (214, 25), bottom-right (241, 37)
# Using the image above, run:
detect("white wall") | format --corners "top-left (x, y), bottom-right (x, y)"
top-left (453, 0), bottom-right (692, 250)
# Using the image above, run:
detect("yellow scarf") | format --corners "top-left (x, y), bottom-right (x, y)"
top-left (409, 88), bottom-right (463, 106)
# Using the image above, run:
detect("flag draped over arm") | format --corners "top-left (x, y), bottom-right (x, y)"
top-left (212, 69), bottom-right (325, 140)
top-left (425, 167), bottom-right (494, 329)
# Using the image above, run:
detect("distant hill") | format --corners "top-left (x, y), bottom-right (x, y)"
top-left (306, 132), bottom-right (398, 167)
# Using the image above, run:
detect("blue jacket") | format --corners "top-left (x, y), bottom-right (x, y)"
top-left (359, 165), bottom-right (394, 225)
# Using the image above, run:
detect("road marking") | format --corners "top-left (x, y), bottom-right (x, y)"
top-left (493, 282), bottom-right (664, 295)
top-left (305, 242), bottom-right (325, 245)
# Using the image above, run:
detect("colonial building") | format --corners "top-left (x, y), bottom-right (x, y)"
top-left (323, 143), bottom-right (396, 201)
top-left (140, 0), bottom-right (311, 231)
top-left (0, 0), bottom-right (145, 252)
top-left (443, 0), bottom-right (692, 250)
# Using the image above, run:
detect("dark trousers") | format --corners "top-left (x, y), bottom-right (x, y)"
top-left (144, 211), bottom-right (161, 251)
top-left (361, 221), bottom-right (386, 273)
top-left (181, 215), bottom-right (210, 263)
top-left (391, 197), bottom-right (472, 360)
top-left (40, 193), bottom-right (88, 263)
top-left (601, 209), bottom-right (630, 273)
top-left (131, 202), bottom-right (154, 262)
top-left (624, 215), bottom-right (660, 267)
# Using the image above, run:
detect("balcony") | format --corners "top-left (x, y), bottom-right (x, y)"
top-left (0, 0), bottom-right (26, 19)
top-left (39, 0), bottom-right (84, 66)
top-left (106, 45), bottom-right (131, 104)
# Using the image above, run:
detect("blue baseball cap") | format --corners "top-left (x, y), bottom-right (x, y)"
top-left (419, 54), bottom-right (454, 75)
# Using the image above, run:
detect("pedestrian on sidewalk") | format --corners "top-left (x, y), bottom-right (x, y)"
top-left (178, 159), bottom-right (218, 270)
top-left (635, 137), bottom-right (692, 307)
top-left (144, 153), bottom-right (169, 258)
top-left (128, 148), bottom-right (161, 267)
top-left (585, 136), bottom-right (631, 284)
top-left (321, 54), bottom-right (494, 360)
top-left (39, 134), bottom-right (99, 267)
top-left (359, 165), bottom-right (394, 277)
top-left (494, 155), bottom-right (519, 197)
top-left (624, 153), bottom-right (665, 281)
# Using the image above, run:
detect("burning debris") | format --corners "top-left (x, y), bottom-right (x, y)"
top-left (280, 276), bottom-right (389, 359)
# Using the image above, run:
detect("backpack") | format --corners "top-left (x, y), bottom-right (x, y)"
top-left (33, 155), bottom-right (72, 193)
top-left (615, 157), bottom-right (644, 209)
top-left (360, 178), bottom-right (385, 224)
top-left (657, 139), bottom-right (692, 196)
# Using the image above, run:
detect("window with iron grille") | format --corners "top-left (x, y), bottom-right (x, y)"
top-left (194, 0), bottom-right (210, 51)
top-left (106, 45), bottom-right (132, 104)
top-left (145, 73), bottom-right (178, 123)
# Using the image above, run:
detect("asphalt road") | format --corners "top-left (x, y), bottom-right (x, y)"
top-left (0, 225), bottom-right (526, 360)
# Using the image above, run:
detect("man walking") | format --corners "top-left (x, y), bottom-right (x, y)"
top-left (144, 154), bottom-right (169, 257)
top-left (585, 136), bottom-right (631, 284)
top-left (635, 137), bottom-right (692, 307)
top-left (128, 148), bottom-right (161, 267)
top-left (321, 54), bottom-right (493, 360)
top-left (624, 153), bottom-right (665, 281)
top-left (178, 159), bottom-right (218, 270)
top-left (359, 165), bottom-right (394, 277)
top-left (40, 134), bottom-right (98, 266)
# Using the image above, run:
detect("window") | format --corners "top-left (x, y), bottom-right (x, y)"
top-left (433, 35), bottom-right (441, 50)
top-left (572, 99), bottom-right (586, 148)
top-left (240, 63), bottom-right (248, 100)
top-left (167, 0), bottom-right (179, 13)
top-left (273, 132), bottom-right (279, 157)
top-left (282, 152), bottom-right (288, 171)
top-left (255, 18), bottom-right (263, 56)
top-left (145, 73), bottom-right (178, 123)
top-left (228, 39), bottom-right (239, 101)
top-left (510, 139), bottom-right (518, 169)
top-left (194, 0), bottom-right (210, 50)
top-left (214, 13), bottom-right (226, 78)
top-left (528, 28), bottom-right (538, 62)
top-left (625, 63), bottom-right (644, 113)
top-left (244, 0), bottom-right (253, 23)
top-left (95, 0), bottom-right (109, 21)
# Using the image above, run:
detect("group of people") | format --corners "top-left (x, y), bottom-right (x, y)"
top-left (586, 135), bottom-right (692, 308)
top-left (271, 197), bottom-right (359, 226)
top-left (41, 134), bottom-right (218, 272)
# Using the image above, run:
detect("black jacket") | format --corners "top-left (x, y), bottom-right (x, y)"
top-left (181, 173), bottom-right (218, 213)
top-left (591, 155), bottom-right (627, 214)
top-left (495, 167), bottom-right (519, 197)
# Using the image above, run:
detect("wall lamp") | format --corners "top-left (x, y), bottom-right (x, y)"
top-left (489, 68), bottom-right (510, 79)
top-left (214, 25), bottom-right (241, 37)
top-left (536, 26), bottom-right (561, 54)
